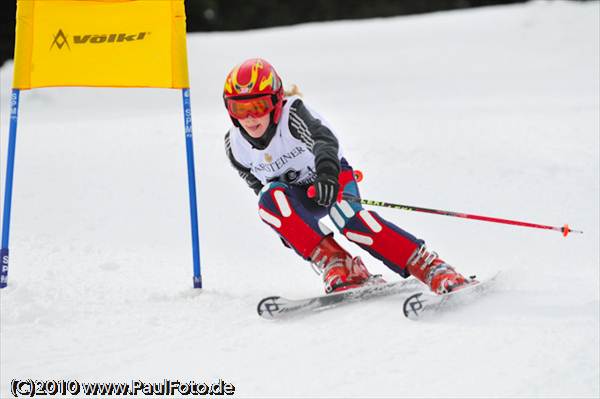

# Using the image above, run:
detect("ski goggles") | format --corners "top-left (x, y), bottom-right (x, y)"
top-left (225, 95), bottom-right (276, 120)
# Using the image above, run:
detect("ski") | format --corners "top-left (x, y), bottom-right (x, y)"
top-left (402, 273), bottom-right (500, 320)
top-left (257, 277), bottom-right (423, 320)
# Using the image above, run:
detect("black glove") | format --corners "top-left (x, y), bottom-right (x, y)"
top-left (313, 174), bottom-right (339, 207)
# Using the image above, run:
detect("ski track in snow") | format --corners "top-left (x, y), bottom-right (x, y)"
top-left (1, 1), bottom-right (599, 397)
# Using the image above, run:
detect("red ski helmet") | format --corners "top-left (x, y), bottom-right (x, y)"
top-left (223, 58), bottom-right (284, 124)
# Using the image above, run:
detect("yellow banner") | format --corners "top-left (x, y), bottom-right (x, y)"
top-left (13, 0), bottom-right (190, 89)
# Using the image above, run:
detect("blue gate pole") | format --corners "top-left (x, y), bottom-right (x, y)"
top-left (1, 89), bottom-right (21, 289)
top-left (181, 88), bottom-right (202, 288)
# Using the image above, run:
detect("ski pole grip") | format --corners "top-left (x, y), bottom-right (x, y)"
top-left (306, 185), bottom-right (344, 203)
top-left (307, 169), bottom-right (362, 200)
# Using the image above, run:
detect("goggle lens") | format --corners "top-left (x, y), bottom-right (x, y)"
top-left (226, 96), bottom-right (275, 119)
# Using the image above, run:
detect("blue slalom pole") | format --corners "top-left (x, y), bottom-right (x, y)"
top-left (1, 89), bottom-right (21, 288)
top-left (181, 88), bottom-right (202, 288)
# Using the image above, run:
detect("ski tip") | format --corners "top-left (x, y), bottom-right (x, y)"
top-left (257, 296), bottom-right (283, 319)
top-left (403, 292), bottom-right (426, 320)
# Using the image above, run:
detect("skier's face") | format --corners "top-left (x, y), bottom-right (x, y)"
top-left (238, 113), bottom-right (270, 138)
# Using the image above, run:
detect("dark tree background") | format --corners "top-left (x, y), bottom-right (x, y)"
top-left (0, 0), bottom-right (589, 67)
top-left (183, 0), bottom-right (526, 32)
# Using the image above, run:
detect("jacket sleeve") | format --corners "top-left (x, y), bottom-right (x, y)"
top-left (288, 99), bottom-right (340, 178)
top-left (224, 132), bottom-right (264, 195)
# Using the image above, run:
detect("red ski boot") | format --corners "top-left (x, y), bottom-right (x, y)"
top-left (310, 236), bottom-right (379, 294)
top-left (406, 245), bottom-right (469, 294)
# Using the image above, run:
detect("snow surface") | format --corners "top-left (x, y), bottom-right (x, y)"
top-left (1, 1), bottom-right (598, 397)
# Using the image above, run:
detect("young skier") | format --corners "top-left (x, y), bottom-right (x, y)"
top-left (223, 58), bottom-right (470, 295)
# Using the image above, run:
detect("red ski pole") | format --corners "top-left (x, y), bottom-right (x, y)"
top-left (306, 186), bottom-right (582, 237)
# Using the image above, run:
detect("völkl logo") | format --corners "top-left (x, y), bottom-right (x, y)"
top-left (50, 29), bottom-right (150, 51)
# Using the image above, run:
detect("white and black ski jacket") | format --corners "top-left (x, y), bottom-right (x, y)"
top-left (224, 96), bottom-right (342, 194)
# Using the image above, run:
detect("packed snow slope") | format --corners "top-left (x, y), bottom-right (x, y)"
top-left (1, 1), bottom-right (599, 397)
